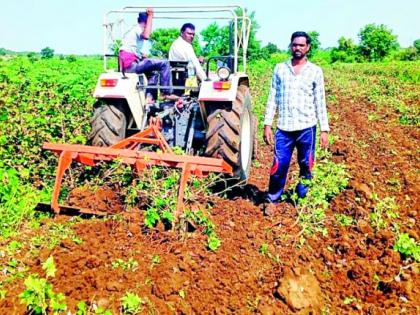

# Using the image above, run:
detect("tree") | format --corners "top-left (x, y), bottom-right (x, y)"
top-left (200, 22), bottom-right (230, 57)
top-left (0, 48), bottom-right (6, 56)
top-left (200, 8), bottom-right (265, 62)
top-left (307, 31), bottom-right (320, 58)
top-left (149, 28), bottom-right (202, 58)
top-left (40, 47), bottom-right (54, 59)
top-left (330, 37), bottom-right (358, 63)
top-left (414, 39), bottom-right (420, 53)
top-left (262, 42), bottom-right (280, 55)
top-left (149, 28), bottom-right (179, 57)
top-left (358, 24), bottom-right (399, 61)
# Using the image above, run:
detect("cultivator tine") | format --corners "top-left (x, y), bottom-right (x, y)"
top-left (42, 121), bottom-right (232, 219)
top-left (175, 163), bottom-right (193, 220)
top-left (51, 151), bottom-right (74, 214)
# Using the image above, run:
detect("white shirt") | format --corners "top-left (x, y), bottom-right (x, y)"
top-left (169, 37), bottom-right (207, 81)
top-left (264, 60), bottom-right (330, 132)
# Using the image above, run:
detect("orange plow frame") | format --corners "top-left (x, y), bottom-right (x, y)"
top-left (43, 122), bottom-right (233, 218)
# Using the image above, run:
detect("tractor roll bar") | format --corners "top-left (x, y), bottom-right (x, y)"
top-left (103, 5), bottom-right (250, 73)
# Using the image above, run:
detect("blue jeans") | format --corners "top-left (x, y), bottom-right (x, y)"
top-left (268, 125), bottom-right (316, 202)
top-left (127, 58), bottom-right (172, 96)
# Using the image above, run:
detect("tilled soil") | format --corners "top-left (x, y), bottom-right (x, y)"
top-left (1, 90), bottom-right (419, 314)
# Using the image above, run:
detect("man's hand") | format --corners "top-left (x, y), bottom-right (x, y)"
top-left (263, 125), bottom-right (274, 145)
top-left (198, 56), bottom-right (205, 64)
top-left (146, 8), bottom-right (154, 16)
top-left (320, 131), bottom-right (328, 149)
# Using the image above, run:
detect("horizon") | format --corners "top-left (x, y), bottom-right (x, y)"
top-left (1, 0), bottom-right (419, 55)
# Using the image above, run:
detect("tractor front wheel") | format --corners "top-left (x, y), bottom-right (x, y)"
top-left (88, 100), bottom-right (127, 146)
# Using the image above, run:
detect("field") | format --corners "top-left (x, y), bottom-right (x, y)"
top-left (0, 55), bottom-right (419, 314)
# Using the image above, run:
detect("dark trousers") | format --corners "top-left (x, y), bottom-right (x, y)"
top-left (268, 125), bottom-right (316, 202)
top-left (127, 58), bottom-right (172, 96)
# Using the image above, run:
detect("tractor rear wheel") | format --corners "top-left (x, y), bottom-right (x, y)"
top-left (88, 100), bottom-right (127, 146)
top-left (205, 85), bottom-right (254, 181)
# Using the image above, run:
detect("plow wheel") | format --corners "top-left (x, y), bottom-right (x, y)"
top-left (205, 85), bottom-right (254, 181)
top-left (88, 100), bottom-right (127, 146)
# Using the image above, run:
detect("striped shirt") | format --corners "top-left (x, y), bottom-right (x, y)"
top-left (264, 60), bottom-right (330, 132)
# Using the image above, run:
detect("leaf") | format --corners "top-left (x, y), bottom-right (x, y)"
top-left (42, 256), bottom-right (56, 278)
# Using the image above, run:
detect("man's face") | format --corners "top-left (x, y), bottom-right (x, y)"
top-left (181, 28), bottom-right (195, 44)
top-left (290, 36), bottom-right (310, 59)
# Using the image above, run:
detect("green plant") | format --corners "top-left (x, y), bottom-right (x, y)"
top-left (111, 258), bottom-right (139, 271)
top-left (343, 296), bottom-right (356, 305)
top-left (393, 233), bottom-right (420, 261)
top-left (186, 209), bottom-right (221, 251)
top-left (370, 196), bottom-right (398, 231)
top-left (258, 243), bottom-right (280, 263)
top-left (42, 255), bottom-right (56, 278)
top-left (19, 274), bottom-right (66, 314)
top-left (76, 301), bottom-right (87, 315)
top-left (335, 214), bottom-right (354, 227)
top-left (0, 289), bottom-right (7, 299)
top-left (121, 292), bottom-right (144, 314)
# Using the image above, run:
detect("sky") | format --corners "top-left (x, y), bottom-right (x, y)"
top-left (1, 0), bottom-right (419, 55)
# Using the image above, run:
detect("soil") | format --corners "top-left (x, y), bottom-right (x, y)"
top-left (1, 84), bottom-right (419, 314)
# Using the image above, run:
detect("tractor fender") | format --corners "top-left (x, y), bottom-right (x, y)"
top-left (93, 72), bottom-right (146, 129)
top-left (198, 72), bottom-right (249, 102)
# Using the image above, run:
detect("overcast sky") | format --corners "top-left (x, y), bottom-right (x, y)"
top-left (1, 0), bottom-right (419, 54)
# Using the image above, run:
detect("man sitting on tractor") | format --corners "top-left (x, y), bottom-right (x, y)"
top-left (119, 8), bottom-right (176, 101)
top-left (169, 23), bottom-right (207, 82)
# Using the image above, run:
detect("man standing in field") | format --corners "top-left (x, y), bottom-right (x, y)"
top-left (263, 31), bottom-right (329, 214)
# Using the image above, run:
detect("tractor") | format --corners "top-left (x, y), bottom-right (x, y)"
top-left (42, 5), bottom-right (256, 220)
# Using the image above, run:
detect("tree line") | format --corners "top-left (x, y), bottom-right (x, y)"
top-left (1, 12), bottom-right (419, 64)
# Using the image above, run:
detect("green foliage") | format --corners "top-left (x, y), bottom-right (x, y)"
top-left (42, 256), bottom-right (56, 278)
top-left (111, 258), bottom-right (138, 271)
top-left (0, 56), bottom-right (102, 182)
top-left (307, 31), bottom-right (320, 58)
top-left (76, 301), bottom-right (87, 315)
top-left (150, 28), bottom-right (181, 57)
top-left (358, 24), bottom-right (399, 61)
top-left (331, 37), bottom-right (359, 63)
top-left (414, 39), bottom-right (420, 53)
top-left (110, 39), bottom-right (122, 56)
top-left (19, 274), bottom-right (66, 314)
top-left (186, 209), bottom-right (221, 251)
top-left (40, 47), bottom-right (54, 59)
top-left (296, 149), bottom-right (349, 237)
top-left (121, 292), bottom-right (144, 314)
top-left (261, 42), bottom-right (280, 56)
top-left (66, 54), bottom-right (77, 62)
top-left (393, 233), bottom-right (419, 262)
top-left (0, 168), bottom-right (50, 238)
top-left (335, 213), bottom-right (354, 227)
top-left (369, 196), bottom-right (399, 231)
top-left (30, 221), bottom-right (83, 250)
top-left (201, 22), bottom-right (230, 57)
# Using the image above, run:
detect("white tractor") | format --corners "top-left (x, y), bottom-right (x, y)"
top-left (90, 5), bottom-right (255, 181)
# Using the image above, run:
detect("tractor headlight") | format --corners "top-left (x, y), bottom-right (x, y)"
top-left (217, 66), bottom-right (231, 81)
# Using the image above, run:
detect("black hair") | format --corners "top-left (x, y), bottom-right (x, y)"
top-left (180, 23), bottom-right (195, 33)
top-left (290, 31), bottom-right (311, 45)
top-left (138, 12), bottom-right (148, 24)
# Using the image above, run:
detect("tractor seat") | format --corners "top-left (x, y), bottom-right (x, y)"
top-left (170, 61), bottom-right (189, 96)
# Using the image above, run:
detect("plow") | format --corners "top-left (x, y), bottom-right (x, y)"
top-left (40, 5), bottom-right (254, 222)
top-left (42, 120), bottom-right (232, 219)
